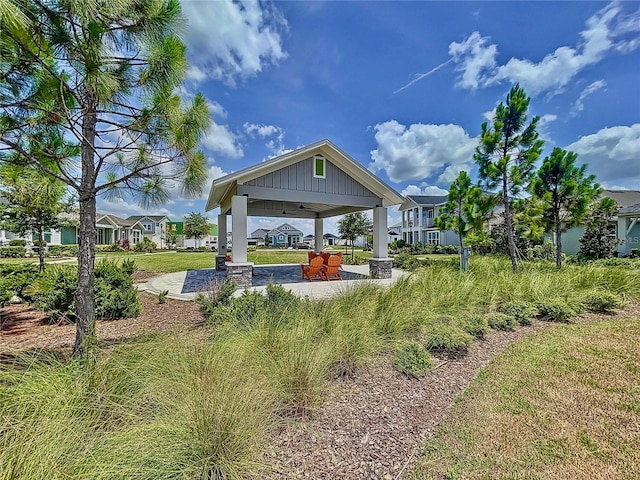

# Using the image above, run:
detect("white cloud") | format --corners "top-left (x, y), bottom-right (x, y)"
top-left (201, 121), bottom-right (243, 159)
top-left (243, 122), bottom-right (293, 158)
top-left (207, 164), bottom-right (227, 183)
top-left (369, 120), bottom-right (478, 183)
top-left (448, 31), bottom-right (498, 90)
top-left (401, 183), bottom-right (449, 196)
top-left (537, 113), bottom-right (558, 142)
top-left (182, 0), bottom-right (288, 86)
top-left (244, 122), bottom-right (279, 138)
top-left (447, 3), bottom-right (640, 96)
top-left (572, 80), bottom-right (607, 115)
top-left (565, 124), bottom-right (640, 185)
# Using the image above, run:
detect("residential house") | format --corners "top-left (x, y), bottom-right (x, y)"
top-left (388, 222), bottom-right (402, 244)
top-left (96, 214), bottom-right (171, 247)
top-left (267, 223), bottom-right (303, 247)
top-left (399, 195), bottom-right (459, 247)
top-left (250, 228), bottom-right (271, 246)
top-left (618, 203), bottom-right (640, 256)
top-left (558, 190), bottom-right (640, 255)
top-left (302, 233), bottom-right (339, 248)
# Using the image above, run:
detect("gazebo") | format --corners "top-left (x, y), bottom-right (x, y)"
top-left (205, 139), bottom-right (405, 286)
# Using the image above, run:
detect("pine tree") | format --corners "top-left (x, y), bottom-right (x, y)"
top-left (1, 0), bottom-right (209, 357)
top-left (531, 147), bottom-right (601, 268)
top-left (474, 84), bottom-right (544, 272)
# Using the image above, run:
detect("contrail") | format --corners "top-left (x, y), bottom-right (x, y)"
top-left (393, 58), bottom-right (453, 94)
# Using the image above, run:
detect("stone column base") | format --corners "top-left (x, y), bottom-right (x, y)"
top-left (215, 255), bottom-right (227, 271)
top-left (226, 262), bottom-right (254, 287)
top-left (369, 258), bottom-right (393, 279)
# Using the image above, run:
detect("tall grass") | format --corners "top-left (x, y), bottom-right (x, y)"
top-left (2, 256), bottom-right (639, 477)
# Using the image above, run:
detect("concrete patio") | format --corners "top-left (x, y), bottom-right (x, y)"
top-left (140, 263), bottom-right (407, 301)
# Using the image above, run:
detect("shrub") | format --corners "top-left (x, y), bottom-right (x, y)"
top-left (157, 290), bottom-right (169, 304)
top-left (525, 240), bottom-right (556, 261)
top-left (196, 277), bottom-right (237, 321)
top-left (8, 239), bottom-right (26, 246)
top-left (535, 299), bottom-right (576, 323)
top-left (27, 265), bottom-right (77, 322)
top-left (393, 252), bottom-right (421, 270)
top-left (498, 300), bottom-right (538, 326)
top-left (485, 312), bottom-right (518, 331)
top-left (120, 258), bottom-right (136, 276)
top-left (441, 244), bottom-right (460, 255)
top-left (462, 315), bottom-right (491, 339)
top-left (423, 323), bottom-right (474, 355)
top-left (582, 290), bottom-right (622, 313)
top-left (393, 342), bottom-right (435, 378)
top-left (629, 248), bottom-right (640, 259)
top-left (27, 261), bottom-right (140, 322)
top-left (133, 237), bottom-right (156, 253)
top-left (0, 246), bottom-right (26, 258)
top-left (0, 264), bottom-right (39, 305)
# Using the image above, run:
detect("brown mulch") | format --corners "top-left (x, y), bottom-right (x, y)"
top-left (0, 290), bottom-right (201, 359)
top-left (1, 287), bottom-right (637, 480)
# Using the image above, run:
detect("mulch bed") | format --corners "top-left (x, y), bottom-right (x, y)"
top-left (1, 283), bottom-right (637, 479)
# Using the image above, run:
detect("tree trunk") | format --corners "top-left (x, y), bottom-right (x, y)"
top-left (73, 98), bottom-right (98, 359)
top-left (555, 223), bottom-right (562, 270)
top-left (74, 193), bottom-right (97, 358)
top-left (503, 178), bottom-right (519, 273)
top-left (38, 226), bottom-right (45, 272)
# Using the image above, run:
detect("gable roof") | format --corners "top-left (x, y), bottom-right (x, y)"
top-left (268, 223), bottom-right (303, 236)
top-left (601, 190), bottom-right (640, 208)
top-left (619, 203), bottom-right (640, 215)
top-left (96, 213), bottom-right (136, 228)
top-left (127, 215), bottom-right (170, 222)
top-left (206, 139), bottom-right (405, 216)
top-left (399, 194), bottom-right (449, 211)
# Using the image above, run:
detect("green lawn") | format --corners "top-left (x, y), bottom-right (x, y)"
top-left (411, 317), bottom-right (640, 480)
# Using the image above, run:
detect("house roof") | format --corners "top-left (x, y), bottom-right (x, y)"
top-left (206, 139), bottom-right (405, 217)
top-left (268, 223), bottom-right (303, 236)
top-left (601, 190), bottom-right (640, 208)
top-left (399, 195), bottom-right (449, 211)
top-left (619, 203), bottom-right (640, 215)
top-left (127, 215), bottom-right (169, 222)
top-left (96, 213), bottom-right (136, 227)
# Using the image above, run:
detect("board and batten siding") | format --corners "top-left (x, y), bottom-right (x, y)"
top-left (244, 157), bottom-right (378, 199)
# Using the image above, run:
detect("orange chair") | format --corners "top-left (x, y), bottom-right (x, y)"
top-left (322, 254), bottom-right (342, 281)
top-left (308, 251), bottom-right (318, 262)
top-left (301, 256), bottom-right (325, 282)
top-left (320, 252), bottom-right (331, 266)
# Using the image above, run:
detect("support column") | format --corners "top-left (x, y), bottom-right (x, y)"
top-left (227, 195), bottom-right (253, 286)
top-left (314, 218), bottom-right (324, 252)
top-left (215, 213), bottom-right (228, 271)
top-left (370, 206), bottom-right (392, 279)
top-left (618, 216), bottom-right (630, 256)
top-left (231, 195), bottom-right (248, 263)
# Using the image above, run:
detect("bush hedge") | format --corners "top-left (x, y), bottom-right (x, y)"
top-left (0, 246), bottom-right (26, 258)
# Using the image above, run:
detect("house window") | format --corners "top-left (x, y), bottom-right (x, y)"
top-left (132, 230), bottom-right (140, 243)
top-left (143, 223), bottom-right (153, 231)
top-left (427, 231), bottom-right (440, 245)
top-left (313, 155), bottom-right (326, 179)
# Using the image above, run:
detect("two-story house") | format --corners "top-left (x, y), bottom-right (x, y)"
top-left (399, 195), bottom-right (459, 247)
top-left (267, 223), bottom-right (303, 247)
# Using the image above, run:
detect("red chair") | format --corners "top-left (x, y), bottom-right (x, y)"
top-left (322, 254), bottom-right (342, 281)
top-left (308, 251), bottom-right (318, 262)
top-left (301, 256), bottom-right (325, 282)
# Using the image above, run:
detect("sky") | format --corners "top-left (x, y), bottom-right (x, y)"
top-left (99, 0), bottom-right (640, 236)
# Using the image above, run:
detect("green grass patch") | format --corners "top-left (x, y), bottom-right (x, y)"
top-left (411, 317), bottom-right (640, 480)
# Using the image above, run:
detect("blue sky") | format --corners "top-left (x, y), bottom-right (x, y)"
top-left (99, 0), bottom-right (640, 236)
